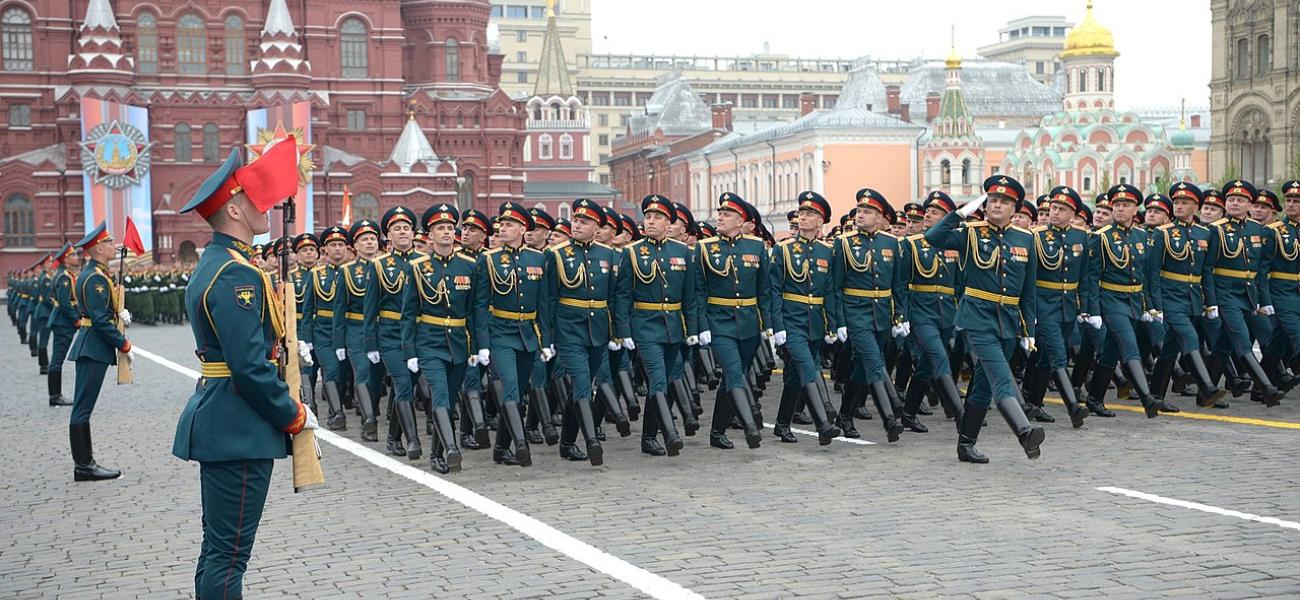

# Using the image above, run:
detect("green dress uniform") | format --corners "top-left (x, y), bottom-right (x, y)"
top-left (924, 175), bottom-right (1044, 463)
top-left (333, 220), bottom-right (384, 441)
top-left (768, 193), bottom-right (840, 445)
top-left (547, 202), bottom-right (626, 464)
top-left (1262, 213), bottom-right (1300, 382)
top-left (16, 269), bottom-right (33, 345)
top-left (697, 193), bottom-right (770, 450)
top-left (67, 222), bottom-right (130, 481)
top-left (33, 267), bottom-right (53, 368)
top-left (474, 202), bottom-right (553, 467)
top-left (305, 226), bottom-right (350, 431)
top-left (288, 263), bottom-right (317, 404)
top-left (364, 206), bottom-right (425, 460)
top-left (46, 245), bottom-right (79, 406)
top-left (402, 232), bottom-right (477, 473)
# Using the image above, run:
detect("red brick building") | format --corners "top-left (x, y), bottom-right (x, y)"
top-left (0, 0), bottom-right (526, 276)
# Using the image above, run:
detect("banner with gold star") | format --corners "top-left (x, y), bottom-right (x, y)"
top-left (246, 102), bottom-right (315, 241)
top-left (79, 97), bottom-right (154, 252)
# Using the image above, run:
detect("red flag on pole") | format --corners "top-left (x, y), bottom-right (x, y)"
top-left (236, 134), bottom-right (302, 214)
top-left (123, 216), bottom-right (146, 257)
top-left (341, 184), bottom-right (353, 226)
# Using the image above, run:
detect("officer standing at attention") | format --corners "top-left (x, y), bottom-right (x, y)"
top-left (365, 206), bottom-right (425, 460)
top-left (171, 146), bottom-right (318, 600)
top-left (67, 221), bottom-right (133, 481)
top-left (335, 219), bottom-right (383, 442)
top-left (46, 243), bottom-right (80, 407)
top-left (697, 193), bottom-right (770, 450)
top-left (475, 202), bottom-right (554, 467)
top-left (305, 226), bottom-right (351, 430)
top-left (33, 254), bottom-right (54, 374)
top-left (924, 176), bottom-right (1045, 463)
top-left (290, 232), bottom-right (320, 414)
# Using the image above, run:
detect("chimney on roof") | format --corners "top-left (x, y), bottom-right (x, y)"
top-left (711, 102), bottom-right (733, 132)
top-left (885, 85), bottom-right (900, 115)
top-left (899, 105), bottom-right (910, 123)
top-left (799, 92), bottom-right (816, 117)
top-left (1190, 114), bottom-right (1202, 128)
top-left (925, 92), bottom-right (941, 122)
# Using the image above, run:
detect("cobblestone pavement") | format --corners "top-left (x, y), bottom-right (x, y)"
top-left (3, 323), bottom-right (1300, 599)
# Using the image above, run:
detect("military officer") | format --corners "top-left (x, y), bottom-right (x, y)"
top-left (46, 243), bottom-right (80, 407)
top-left (547, 198), bottom-right (624, 464)
top-left (475, 202), bottom-right (554, 467)
top-left (1203, 180), bottom-right (1284, 405)
top-left (402, 204), bottom-right (477, 473)
top-left (365, 206), bottom-right (425, 460)
top-left (306, 226), bottom-right (350, 430)
top-left (828, 188), bottom-right (907, 441)
top-left (66, 222), bottom-right (132, 480)
top-left (697, 193), bottom-right (769, 450)
top-left (334, 219), bottom-right (384, 442)
top-left (172, 146), bottom-right (318, 600)
top-left (1145, 183), bottom-right (1225, 408)
top-left (1261, 181), bottom-right (1300, 390)
top-left (769, 191), bottom-right (841, 445)
top-left (456, 209), bottom-right (492, 449)
top-left (524, 207), bottom-right (560, 446)
top-left (32, 254), bottom-right (54, 372)
top-left (924, 176), bottom-right (1045, 463)
top-left (289, 232), bottom-right (320, 415)
top-left (1020, 186), bottom-right (1091, 427)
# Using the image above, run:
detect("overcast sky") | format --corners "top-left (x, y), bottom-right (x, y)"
top-left (589, 0), bottom-right (1210, 110)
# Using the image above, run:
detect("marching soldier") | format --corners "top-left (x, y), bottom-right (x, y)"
top-left (456, 209), bottom-right (492, 449)
top-left (172, 146), bottom-right (318, 600)
top-left (475, 202), bottom-right (554, 467)
top-left (365, 206), bottom-right (425, 460)
top-left (402, 204), bottom-right (477, 473)
top-left (1261, 181), bottom-right (1300, 392)
top-left (524, 207), bottom-right (560, 446)
top-left (547, 198), bottom-right (624, 464)
top-left (769, 192), bottom-right (841, 445)
top-left (828, 189), bottom-right (907, 442)
top-left (46, 243), bottom-right (80, 407)
top-left (306, 226), bottom-right (350, 431)
top-left (1021, 186), bottom-right (1092, 427)
top-left (67, 222), bottom-right (132, 480)
top-left (697, 193), bottom-right (770, 450)
top-left (291, 233), bottom-right (320, 414)
top-left (924, 176), bottom-right (1045, 463)
top-left (334, 219), bottom-right (384, 442)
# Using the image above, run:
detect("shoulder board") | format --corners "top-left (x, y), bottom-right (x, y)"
top-left (741, 234), bottom-right (763, 242)
top-left (836, 231), bottom-right (858, 240)
top-left (341, 259), bottom-right (359, 269)
top-left (1192, 223), bottom-right (1209, 231)
top-left (595, 241), bottom-right (617, 251)
top-left (310, 265), bottom-right (326, 274)
top-left (1157, 223), bottom-right (1175, 231)
top-left (482, 248), bottom-right (502, 257)
top-left (1134, 224), bottom-right (1147, 232)
top-left (1267, 221), bottom-right (1285, 230)
top-left (816, 239), bottom-right (833, 248)
top-left (522, 247), bottom-right (543, 256)
top-left (374, 252), bottom-right (391, 261)
top-left (1210, 218), bottom-right (1229, 226)
top-left (666, 239), bottom-right (690, 250)
top-left (1031, 225), bottom-right (1048, 232)
top-left (1070, 225), bottom-right (1089, 232)
top-left (1246, 218), bottom-right (1263, 225)
top-left (965, 220), bottom-right (988, 227)
top-left (454, 253), bottom-right (476, 265)
top-left (776, 238), bottom-right (797, 246)
top-left (877, 232), bottom-right (898, 240)
top-left (698, 236), bottom-right (720, 244)
top-left (1095, 224), bottom-right (1113, 234)
top-left (619, 240), bottom-right (639, 251)
top-left (1009, 225), bottom-right (1033, 235)
top-left (905, 233), bottom-right (925, 241)
top-left (550, 241), bottom-right (572, 253)
top-left (409, 255), bottom-right (429, 266)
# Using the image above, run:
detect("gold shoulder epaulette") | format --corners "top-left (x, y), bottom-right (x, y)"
top-left (742, 234), bottom-right (763, 242)
top-left (1157, 223), bottom-right (1175, 231)
top-left (1267, 221), bottom-right (1285, 230)
top-left (965, 220), bottom-right (988, 227)
top-left (699, 236), bottom-right (720, 244)
top-left (1031, 225), bottom-right (1048, 232)
top-left (409, 255), bottom-right (429, 266)
top-left (1211, 218), bottom-right (1229, 226)
top-left (1096, 224), bottom-right (1114, 234)
top-left (1009, 225), bottom-right (1032, 235)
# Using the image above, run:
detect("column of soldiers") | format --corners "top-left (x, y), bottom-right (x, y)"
top-left (13, 176), bottom-right (1300, 474)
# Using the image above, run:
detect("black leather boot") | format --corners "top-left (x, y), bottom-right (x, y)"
top-left (728, 388), bottom-right (762, 448)
top-left (492, 414), bottom-right (518, 466)
top-left (995, 395), bottom-right (1045, 459)
top-left (531, 389), bottom-right (559, 446)
top-left (464, 388), bottom-right (490, 448)
top-left (48, 371), bottom-right (71, 406)
top-left (70, 423), bottom-right (121, 481)
top-left (1084, 367), bottom-right (1115, 417)
top-left (575, 396), bottom-right (602, 466)
top-left (773, 384), bottom-right (799, 443)
top-left (1186, 352), bottom-right (1226, 408)
top-left (1240, 353), bottom-right (1284, 407)
top-left (641, 397), bottom-right (667, 457)
top-left (1051, 368), bottom-right (1087, 428)
top-left (596, 383), bottom-right (631, 437)
top-left (901, 379), bottom-right (930, 433)
top-left (385, 398), bottom-right (406, 456)
top-left (932, 373), bottom-right (965, 426)
top-left (869, 381), bottom-right (905, 442)
top-left (1147, 355), bottom-right (1181, 413)
top-left (356, 385), bottom-right (379, 442)
top-left (649, 391), bottom-right (683, 456)
top-left (668, 379), bottom-right (699, 436)
top-left (956, 401), bottom-right (989, 464)
top-left (398, 400), bottom-right (424, 460)
top-left (836, 381), bottom-right (861, 438)
top-left (425, 406), bottom-right (456, 472)
top-left (38, 347), bottom-right (48, 374)
top-left (1122, 359), bottom-right (1160, 418)
top-left (322, 381), bottom-right (346, 430)
top-left (503, 402), bottom-right (531, 467)
top-left (616, 369), bottom-right (640, 422)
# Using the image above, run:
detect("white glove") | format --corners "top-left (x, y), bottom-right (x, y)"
top-left (899, 322), bottom-right (911, 337)
top-left (699, 330), bottom-right (712, 346)
top-left (541, 346), bottom-right (556, 362)
top-left (824, 334), bottom-right (837, 345)
top-left (686, 335), bottom-right (699, 346)
top-left (957, 194), bottom-right (987, 218)
top-left (1140, 311), bottom-right (1153, 323)
top-left (305, 342), bottom-right (313, 352)
top-left (477, 349), bottom-right (491, 366)
top-left (302, 404), bottom-right (319, 430)
top-left (297, 340), bottom-right (314, 366)
top-left (1152, 310), bottom-right (1165, 323)
top-left (118, 309), bottom-right (132, 326)
top-left (1077, 314), bottom-right (1088, 324)
top-left (406, 357), bottom-right (419, 373)
top-left (1020, 337), bottom-right (1035, 352)
top-left (335, 348), bottom-right (347, 361)
top-left (1205, 306), bottom-right (1219, 320)
top-left (773, 330), bottom-right (787, 346)
top-left (607, 340), bottom-right (620, 351)
top-left (622, 337), bottom-right (636, 351)
top-left (366, 351), bottom-right (381, 364)
top-left (836, 327), bottom-right (848, 342)
top-left (1260, 305), bottom-right (1276, 316)
top-left (763, 328), bottom-right (774, 340)
top-left (1086, 316), bottom-right (1103, 330)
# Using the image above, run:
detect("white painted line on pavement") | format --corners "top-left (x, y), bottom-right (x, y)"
top-left (1097, 486), bottom-right (1300, 532)
top-left (135, 346), bottom-right (707, 600)
top-left (762, 422), bottom-right (876, 445)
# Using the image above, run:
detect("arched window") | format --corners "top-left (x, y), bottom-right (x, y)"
top-left (176, 14), bottom-right (207, 74)
top-left (202, 123), bottom-right (219, 163)
top-left (225, 15), bottom-right (245, 75)
top-left (1236, 38), bottom-right (1250, 78)
top-left (559, 134), bottom-right (573, 159)
top-left (445, 38), bottom-right (460, 82)
top-left (340, 18), bottom-right (368, 78)
top-left (1096, 68), bottom-right (1104, 92)
top-left (1257, 34), bottom-right (1271, 74)
top-left (353, 193), bottom-right (379, 222)
top-left (457, 173), bottom-right (475, 209)
top-left (3, 194), bottom-right (34, 247)
top-left (136, 13), bottom-right (158, 74)
top-left (940, 159), bottom-right (951, 187)
top-left (961, 158), bottom-right (972, 185)
top-left (557, 202), bottom-right (571, 220)
top-left (2, 8), bottom-right (33, 71)
top-left (175, 124), bottom-right (192, 162)
top-left (1078, 68), bottom-right (1088, 93)
top-left (538, 134), bottom-right (553, 159)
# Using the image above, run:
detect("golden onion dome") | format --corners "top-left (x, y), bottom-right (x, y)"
top-left (945, 45), bottom-right (962, 70)
top-left (1062, 1), bottom-right (1118, 59)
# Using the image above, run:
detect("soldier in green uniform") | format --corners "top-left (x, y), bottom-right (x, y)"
top-left (697, 193), bottom-right (770, 450)
top-left (172, 147), bottom-right (318, 600)
top-left (16, 263), bottom-right (35, 347)
top-left (456, 209), bottom-right (492, 449)
top-left (524, 207), bottom-right (560, 446)
top-left (1020, 186), bottom-right (1092, 427)
top-left (33, 254), bottom-right (54, 372)
top-left (67, 222), bottom-right (132, 480)
top-left (475, 202), bottom-right (554, 467)
top-left (924, 176), bottom-right (1045, 463)
top-left (828, 189), bottom-right (907, 441)
top-left (1260, 181), bottom-right (1300, 391)
top-left (548, 198), bottom-right (625, 464)
top-left (306, 226), bottom-right (350, 431)
top-left (402, 204), bottom-right (477, 473)
top-left (366, 206), bottom-right (425, 460)
top-left (46, 243), bottom-right (80, 407)
top-left (334, 220), bottom-right (384, 442)
top-left (291, 233), bottom-right (320, 415)
top-left (770, 191), bottom-right (841, 444)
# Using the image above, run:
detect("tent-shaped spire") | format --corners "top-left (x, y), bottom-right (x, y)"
top-left (533, 0), bottom-right (573, 97)
top-left (263, 0), bottom-right (296, 36)
top-left (389, 112), bottom-right (440, 174)
top-left (82, 0), bottom-right (118, 31)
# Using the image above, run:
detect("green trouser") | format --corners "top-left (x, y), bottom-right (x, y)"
top-left (195, 458), bottom-right (274, 600)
